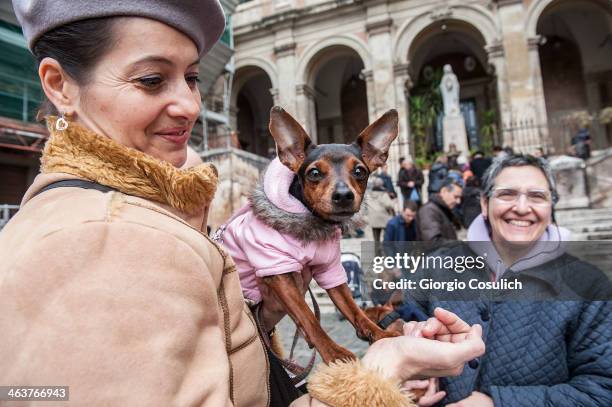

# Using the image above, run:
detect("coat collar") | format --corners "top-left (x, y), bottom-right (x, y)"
top-left (40, 117), bottom-right (217, 215)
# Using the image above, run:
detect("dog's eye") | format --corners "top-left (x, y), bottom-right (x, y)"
top-left (353, 166), bottom-right (368, 180)
top-left (307, 168), bottom-right (323, 181)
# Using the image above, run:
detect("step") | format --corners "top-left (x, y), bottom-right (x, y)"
top-left (565, 222), bottom-right (612, 234)
top-left (556, 209), bottom-right (612, 222)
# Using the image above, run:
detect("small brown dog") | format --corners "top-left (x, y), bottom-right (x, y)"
top-left (219, 106), bottom-right (401, 364)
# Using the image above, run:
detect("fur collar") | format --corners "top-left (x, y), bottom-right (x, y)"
top-left (42, 117), bottom-right (217, 215)
top-left (249, 175), bottom-right (364, 243)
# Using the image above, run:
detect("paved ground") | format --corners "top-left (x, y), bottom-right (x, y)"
top-left (277, 314), bottom-right (369, 366)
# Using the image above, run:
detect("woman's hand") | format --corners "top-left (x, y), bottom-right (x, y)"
top-left (361, 308), bottom-right (485, 381)
top-left (421, 307), bottom-right (473, 342)
top-left (446, 391), bottom-right (493, 407)
top-left (402, 378), bottom-right (445, 406)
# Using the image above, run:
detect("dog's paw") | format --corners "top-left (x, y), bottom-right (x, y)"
top-left (321, 343), bottom-right (356, 365)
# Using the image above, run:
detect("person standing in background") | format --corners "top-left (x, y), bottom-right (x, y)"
top-left (375, 163), bottom-right (397, 199)
top-left (417, 179), bottom-right (462, 242)
top-left (428, 155), bottom-right (449, 195)
top-left (398, 158), bottom-right (424, 205)
top-left (365, 177), bottom-right (396, 242)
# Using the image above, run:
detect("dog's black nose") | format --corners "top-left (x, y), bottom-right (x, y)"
top-left (332, 183), bottom-right (354, 208)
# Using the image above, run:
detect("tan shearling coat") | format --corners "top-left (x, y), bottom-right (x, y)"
top-left (0, 120), bottom-right (413, 407)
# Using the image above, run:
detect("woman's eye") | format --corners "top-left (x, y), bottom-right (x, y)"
top-left (137, 76), bottom-right (163, 89)
top-left (186, 74), bottom-right (200, 88)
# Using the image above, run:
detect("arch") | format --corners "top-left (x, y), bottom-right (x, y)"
top-left (525, 0), bottom-right (612, 38)
top-left (296, 35), bottom-right (371, 86)
top-left (234, 56), bottom-right (278, 90)
top-left (231, 59), bottom-right (277, 110)
top-left (394, 4), bottom-right (499, 64)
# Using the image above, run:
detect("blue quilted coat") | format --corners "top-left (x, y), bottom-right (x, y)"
top-left (410, 241), bottom-right (612, 406)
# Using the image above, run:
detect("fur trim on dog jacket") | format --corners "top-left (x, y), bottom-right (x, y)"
top-left (220, 158), bottom-right (348, 303)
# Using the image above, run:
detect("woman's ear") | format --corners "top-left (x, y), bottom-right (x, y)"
top-left (480, 195), bottom-right (488, 220)
top-left (38, 57), bottom-right (79, 115)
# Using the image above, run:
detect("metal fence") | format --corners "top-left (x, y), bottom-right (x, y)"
top-left (501, 117), bottom-right (546, 154)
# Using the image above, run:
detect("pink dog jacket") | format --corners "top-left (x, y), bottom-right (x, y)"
top-left (220, 158), bottom-right (347, 303)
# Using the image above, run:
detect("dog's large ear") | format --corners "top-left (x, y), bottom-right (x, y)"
top-left (269, 106), bottom-right (313, 172)
top-left (355, 109), bottom-right (399, 171)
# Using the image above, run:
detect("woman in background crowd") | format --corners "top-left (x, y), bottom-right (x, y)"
top-left (365, 177), bottom-right (396, 242)
top-left (409, 154), bottom-right (611, 406)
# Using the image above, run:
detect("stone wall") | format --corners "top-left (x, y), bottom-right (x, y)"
top-left (587, 148), bottom-right (612, 209)
top-left (202, 148), bottom-right (270, 230)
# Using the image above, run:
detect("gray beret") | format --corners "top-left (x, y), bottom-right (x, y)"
top-left (12, 0), bottom-right (226, 56)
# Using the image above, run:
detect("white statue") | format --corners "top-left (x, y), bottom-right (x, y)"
top-left (440, 64), bottom-right (460, 117)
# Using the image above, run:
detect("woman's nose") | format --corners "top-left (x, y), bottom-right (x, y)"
top-left (513, 194), bottom-right (532, 213)
top-left (168, 83), bottom-right (201, 120)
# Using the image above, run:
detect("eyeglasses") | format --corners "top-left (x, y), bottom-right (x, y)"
top-left (490, 187), bottom-right (552, 206)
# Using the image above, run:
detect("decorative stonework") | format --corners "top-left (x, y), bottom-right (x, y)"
top-left (485, 42), bottom-right (505, 58)
top-left (274, 42), bottom-right (297, 57)
top-left (527, 36), bottom-right (542, 51)
top-left (365, 18), bottom-right (393, 35)
top-left (295, 84), bottom-right (316, 99)
top-left (430, 6), bottom-right (453, 21)
top-left (496, 0), bottom-right (524, 7)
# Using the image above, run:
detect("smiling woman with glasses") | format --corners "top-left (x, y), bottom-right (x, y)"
top-left (417, 153), bottom-right (612, 406)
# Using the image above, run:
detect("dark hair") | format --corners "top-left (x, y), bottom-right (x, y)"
top-left (465, 175), bottom-right (481, 188)
top-left (403, 200), bottom-right (418, 212)
top-left (441, 178), bottom-right (462, 192)
top-left (481, 154), bottom-right (559, 204)
top-left (33, 18), bottom-right (118, 119)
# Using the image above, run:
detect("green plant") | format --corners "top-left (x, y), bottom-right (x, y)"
top-left (479, 109), bottom-right (497, 154)
top-left (409, 68), bottom-right (443, 162)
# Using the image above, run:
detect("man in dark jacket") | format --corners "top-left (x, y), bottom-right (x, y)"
top-left (428, 155), bottom-right (449, 194)
top-left (470, 151), bottom-right (492, 182)
top-left (416, 179), bottom-right (462, 241)
top-left (383, 200), bottom-right (418, 244)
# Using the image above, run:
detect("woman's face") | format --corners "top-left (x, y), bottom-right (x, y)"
top-left (72, 18), bottom-right (201, 167)
top-left (481, 166), bottom-right (553, 245)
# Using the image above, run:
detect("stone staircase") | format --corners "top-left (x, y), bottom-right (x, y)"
top-left (556, 207), bottom-right (612, 240)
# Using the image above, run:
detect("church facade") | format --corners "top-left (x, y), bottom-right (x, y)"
top-left (231, 0), bottom-right (612, 176)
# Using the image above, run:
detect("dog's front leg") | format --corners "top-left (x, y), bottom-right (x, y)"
top-left (327, 284), bottom-right (400, 343)
top-left (263, 274), bottom-right (355, 364)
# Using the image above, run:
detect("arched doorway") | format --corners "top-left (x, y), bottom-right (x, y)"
top-left (307, 46), bottom-right (369, 144)
top-left (408, 20), bottom-right (498, 157)
top-left (536, 0), bottom-right (612, 153)
top-left (232, 66), bottom-right (274, 157)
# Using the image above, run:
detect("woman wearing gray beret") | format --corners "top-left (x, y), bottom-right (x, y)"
top-left (0, 1), bottom-right (485, 406)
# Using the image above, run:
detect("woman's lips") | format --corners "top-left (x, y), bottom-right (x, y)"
top-left (504, 219), bottom-right (536, 229)
top-left (156, 128), bottom-right (190, 145)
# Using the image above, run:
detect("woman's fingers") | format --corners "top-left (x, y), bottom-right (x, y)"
top-left (402, 380), bottom-right (430, 390)
top-left (433, 307), bottom-right (471, 334)
top-left (418, 391), bottom-right (446, 407)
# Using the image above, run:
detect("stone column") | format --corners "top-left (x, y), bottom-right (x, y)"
top-left (361, 69), bottom-right (376, 124)
top-left (366, 14), bottom-right (395, 120)
top-left (485, 42), bottom-right (510, 136)
top-left (392, 62), bottom-right (412, 180)
top-left (295, 84), bottom-right (318, 141)
top-left (273, 25), bottom-right (298, 116)
top-left (497, 0), bottom-right (549, 150)
top-left (527, 35), bottom-right (549, 149)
